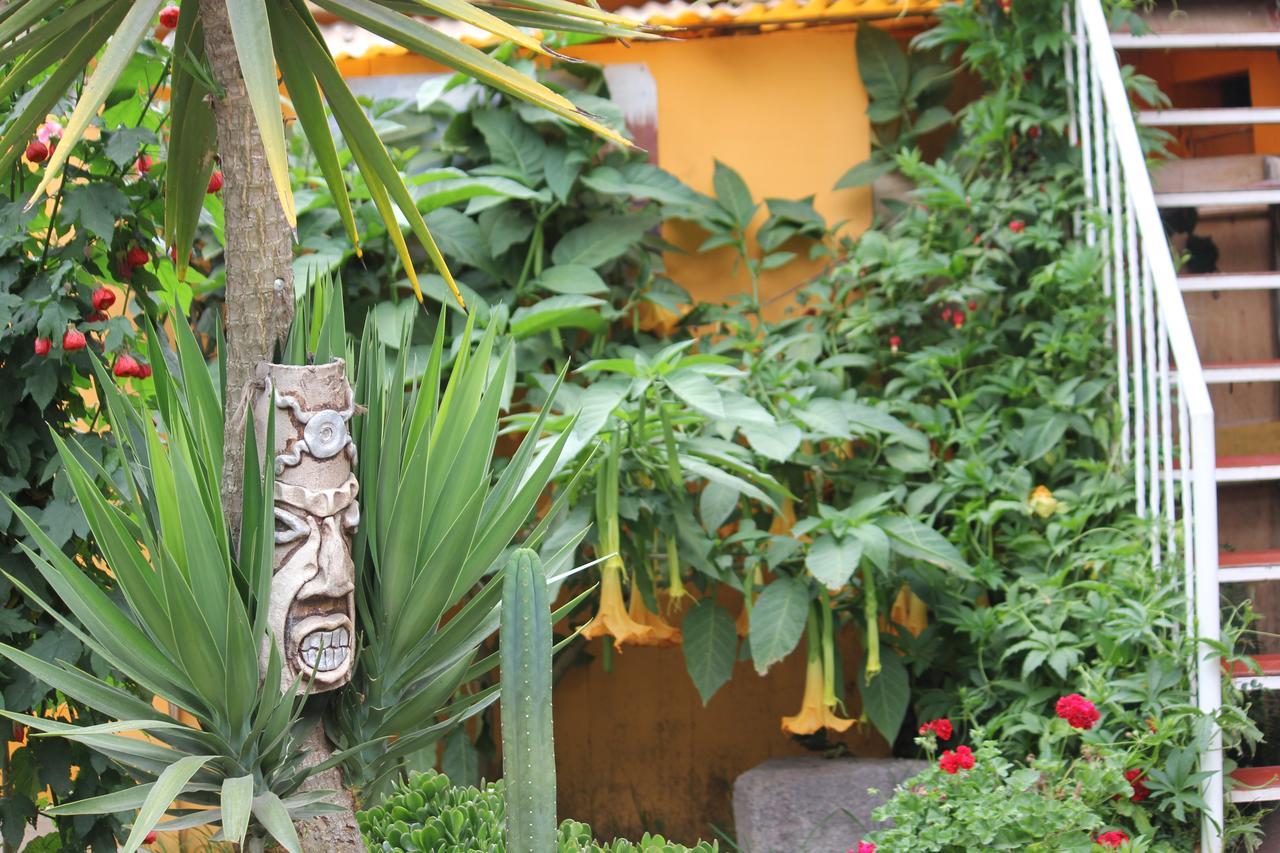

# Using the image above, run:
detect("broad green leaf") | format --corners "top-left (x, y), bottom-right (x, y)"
top-left (749, 577), bottom-right (809, 675)
top-left (834, 157), bottom-right (897, 190)
top-left (664, 370), bottom-right (724, 419)
top-left (861, 647), bottom-right (909, 744)
top-left (550, 214), bottom-right (655, 268)
top-left (712, 160), bottom-right (757, 229)
top-left (879, 516), bottom-right (971, 578)
top-left (536, 264), bottom-right (609, 295)
top-left (44, 782), bottom-right (155, 817)
top-left (252, 791), bottom-right (302, 853)
top-left (856, 23), bottom-right (909, 110)
top-left (1018, 409), bottom-right (1071, 463)
top-left (682, 600), bottom-right (738, 705)
top-left (472, 108), bottom-right (547, 182)
top-left (510, 295), bottom-right (607, 339)
top-left (805, 535), bottom-right (863, 590)
top-left (741, 422), bottom-right (801, 462)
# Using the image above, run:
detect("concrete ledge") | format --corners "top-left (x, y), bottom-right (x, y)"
top-left (732, 756), bottom-right (927, 853)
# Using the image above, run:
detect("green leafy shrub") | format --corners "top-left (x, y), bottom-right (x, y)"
top-left (359, 771), bottom-right (718, 852)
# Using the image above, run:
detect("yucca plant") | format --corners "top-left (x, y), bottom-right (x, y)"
top-left (290, 280), bottom-right (590, 798)
top-left (0, 288), bottom-right (585, 847)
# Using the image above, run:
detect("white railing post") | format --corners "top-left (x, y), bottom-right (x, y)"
top-left (1073, 2), bottom-right (1223, 848)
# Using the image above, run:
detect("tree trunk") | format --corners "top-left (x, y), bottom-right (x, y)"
top-left (199, 3), bottom-right (362, 848)
top-left (199, 0), bottom-right (294, 539)
top-left (295, 726), bottom-right (365, 851)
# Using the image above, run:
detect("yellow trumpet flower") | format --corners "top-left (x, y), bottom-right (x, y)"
top-left (888, 585), bottom-right (929, 638)
top-left (781, 652), bottom-right (854, 735)
top-left (627, 585), bottom-right (682, 647)
top-left (1028, 485), bottom-right (1061, 519)
top-left (580, 556), bottom-right (654, 651)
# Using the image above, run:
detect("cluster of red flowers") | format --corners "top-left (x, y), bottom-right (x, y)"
top-left (1123, 768), bottom-right (1149, 802)
top-left (1096, 830), bottom-right (1129, 848)
top-left (939, 745), bottom-right (975, 775)
top-left (918, 718), bottom-right (953, 740)
top-left (939, 304), bottom-right (971, 330)
top-left (1055, 694), bottom-right (1100, 730)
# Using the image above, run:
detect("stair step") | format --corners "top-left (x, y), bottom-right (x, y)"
top-left (1179, 273), bottom-right (1280, 292)
top-left (1217, 454), bottom-right (1280, 483)
top-left (1231, 767), bottom-right (1280, 803)
top-left (1140, 107), bottom-right (1280, 127)
top-left (1221, 550), bottom-right (1280, 583)
top-left (1155, 188), bottom-right (1280, 208)
top-left (1202, 360), bottom-right (1280, 384)
top-left (1112, 32), bottom-right (1280, 50)
top-left (1230, 654), bottom-right (1280, 689)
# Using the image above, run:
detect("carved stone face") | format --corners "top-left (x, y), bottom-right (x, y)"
top-left (252, 360), bottom-right (358, 692)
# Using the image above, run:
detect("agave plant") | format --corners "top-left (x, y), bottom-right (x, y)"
top-left (0, 0), bottom-right (649, 302)
top-left (0, 288), bottom-right (585, 847)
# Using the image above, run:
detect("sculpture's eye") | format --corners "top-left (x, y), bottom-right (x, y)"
top-left (274, 508), bottom-right (307, 545)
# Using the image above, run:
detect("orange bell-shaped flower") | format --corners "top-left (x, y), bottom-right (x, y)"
top-left (781, 653), bottom-right (854, 736)
top-left (627, 584), bottom-right (682, 646)
top-left (580, 556), bottom-right (654, 651)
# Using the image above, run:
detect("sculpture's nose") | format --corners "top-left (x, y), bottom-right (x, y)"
top-left (298, 515), bottom-right (355, 601)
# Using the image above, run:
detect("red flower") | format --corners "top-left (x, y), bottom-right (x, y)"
top-left (853, 843), bottom-right (876, 853)
top-left (952, 310), bottom-right (966, 330)
top-left (113, 353), bottom-right (140, 378)
top-left (24, 140), bottom-right (48, 164)
top-left (918, 718), bottom-right (953, 740)
top-left (1124, 768), bottom-right (1149, 802)
top-left (143, 830), bottom-right (159, 845)
top-left (999, 0), bottom-right (1012, 12)
top-left (967, 300), bottom-right (978, 311)
top-left (137, 363), bottom-right (153, 379)
top-left (126, 246), bottom-right (149, 268)
top-left (889, 335), bottom-right (901, 354)
top-left (1096, 831), bottom-right (1129, 848)
top-left (136, 153), bottom-right (153, 174)
top-left (1009, 220), bottom-right (1025, 233)
top-left (91, 286), bottom-right (115, 311)
top-left (207, 170), bottom-right (223, 193)
top-left (1028, 126), bottom-right (1041, 140)
top-left (1055, 694), bottom-right (1100, 730)
top-left (938, 745), bottom-right (974, 774)
top-left (33, 337), bottom-right (51, 356)
top-left (11, 723), bottom-right (26, 742)
top-left (86, 311), bottom-right (107, 323)
top-left (158, 5), bottom-right (179, 28)
top-left (62, 328), bottom-right (86, 351)
top-left (941, 307), bottom-right (953, 322)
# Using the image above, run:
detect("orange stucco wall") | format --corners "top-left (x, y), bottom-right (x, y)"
top-left (570, 28), bottom-right (872, 318)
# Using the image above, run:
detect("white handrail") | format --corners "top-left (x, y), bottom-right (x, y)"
top-left (1073, 2), bottom-right (1223, 849)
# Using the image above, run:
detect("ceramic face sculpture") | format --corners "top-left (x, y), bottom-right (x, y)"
top-left (252, 359), bottom-right (358, 691)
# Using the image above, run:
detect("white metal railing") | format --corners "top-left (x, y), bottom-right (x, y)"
top-left (1072, 1), bottom-right (1224, 848)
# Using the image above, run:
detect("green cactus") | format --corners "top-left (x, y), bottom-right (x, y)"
top-left (501, 548), bottom-right (557, 853)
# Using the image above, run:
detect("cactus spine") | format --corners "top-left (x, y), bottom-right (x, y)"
top-left (501, 548), bottom-right (556, 853)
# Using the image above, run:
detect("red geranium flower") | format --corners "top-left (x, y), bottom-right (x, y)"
top-left (939, 745), bottom-right (974, 774)
top-left (1055, 694), bottom-right (1100, 730)
top-left (1096, 830), bottom-right (1129, 848)
top-left (918, 718), bottom-right (953, 740)
top-left (1124, 768), bottom-right (1149, 802)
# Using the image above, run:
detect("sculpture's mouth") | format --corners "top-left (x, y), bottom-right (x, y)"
top-left (290, 613), bottom-right (353, 677)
